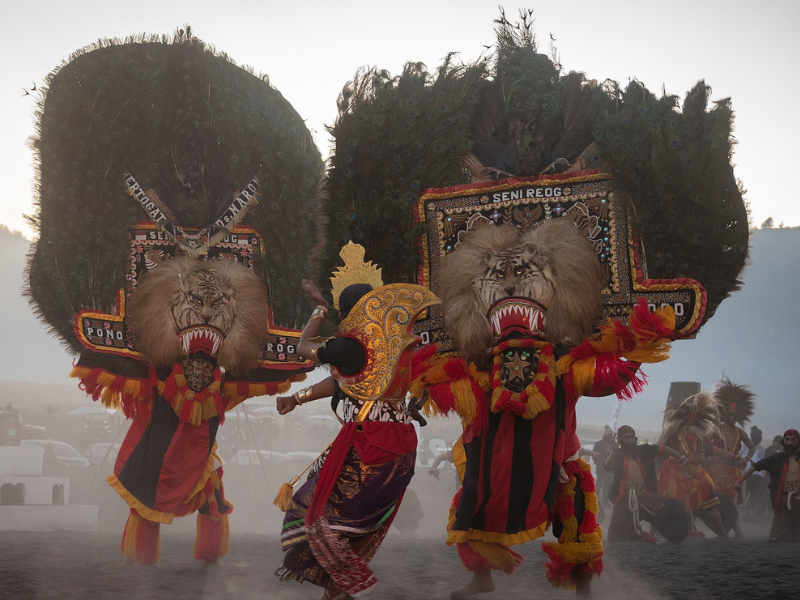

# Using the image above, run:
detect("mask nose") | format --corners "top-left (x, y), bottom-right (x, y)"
top-left (504, 284), bottom-right (516, 296)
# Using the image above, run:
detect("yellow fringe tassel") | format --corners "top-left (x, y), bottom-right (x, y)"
top-left (468, 540), bottom-right (521, 571)
top-left (273, 478), bottom-right (300, 512)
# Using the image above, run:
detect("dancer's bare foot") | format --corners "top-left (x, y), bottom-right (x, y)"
top-left (450, 569), bottom-right (495, 599)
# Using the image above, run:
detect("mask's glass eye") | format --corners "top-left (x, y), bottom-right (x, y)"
top-left (496, 271), bottom-right (505, 279)
top-left (514, 267), bottom-right (523, 277)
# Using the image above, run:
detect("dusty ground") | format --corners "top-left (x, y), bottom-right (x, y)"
top-left (3, 443), bottom-right (796, 600)
top-left (1, 515), bottom-right (796, 600)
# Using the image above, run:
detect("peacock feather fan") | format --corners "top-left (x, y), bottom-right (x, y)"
top-left (322, 58), bottom-right (487, 286)
top-left (588, 80), bottom-right (749, 322)
top-left (25, 28), bottom-right (324, 352)
top-left (322, 9), bottom-right (748, 330)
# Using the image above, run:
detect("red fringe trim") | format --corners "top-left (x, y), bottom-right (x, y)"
top-left (121, 508), bottom-right (160, 565)
top-left (410, 344), bottom-right (489, 433)
top-left (75, 366), bottom-right (155, 424)
top-left (194, 513), bottom-right (230, 561)
top-left (542, 543), bottom-right (577, 585)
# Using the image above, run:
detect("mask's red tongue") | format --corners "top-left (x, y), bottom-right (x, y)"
top-left (178, 325), bottom-right (224, 357)
top-left (488, 298), bottom-right (547, 341)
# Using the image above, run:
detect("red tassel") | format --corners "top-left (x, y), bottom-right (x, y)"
top-left (194, 513), bottom-right (231, 561)
top-left (542, 542), bottom-right (576, 585)
top-left (120, 508), bottom-right (160, 564)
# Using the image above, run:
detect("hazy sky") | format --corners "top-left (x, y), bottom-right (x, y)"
top-left (1, 0), bottom-right (798, 238)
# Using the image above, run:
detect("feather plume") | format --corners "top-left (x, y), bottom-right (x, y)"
top-left (713, 375), bottom-right (755, 426)
top-left (661, 391), bottom-right (721, 444)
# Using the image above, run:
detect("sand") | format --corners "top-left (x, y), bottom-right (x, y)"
top-left (1, 516), bottom-right (796, 600)
top-left (2, 462), bottom-right (796, 600)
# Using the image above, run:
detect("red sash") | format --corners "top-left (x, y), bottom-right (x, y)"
top-left (305, 421), bottom-right (416, 525)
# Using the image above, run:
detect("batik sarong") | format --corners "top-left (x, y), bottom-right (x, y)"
top-left (278, 444), bottom-right (415, 592)
top-left (658, 457), bottom-right (719, 512)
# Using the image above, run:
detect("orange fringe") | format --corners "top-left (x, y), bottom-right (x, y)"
top-left (194, 512), bottom-right (231, 561)
top-left (410, 345), bottom-right (490, 430)
top-left (72, 365), bottom-right (306, 425)
top-left (557, 301), bottom-right (675, 397)
top-left (120, 509), bottom-right (161, 564)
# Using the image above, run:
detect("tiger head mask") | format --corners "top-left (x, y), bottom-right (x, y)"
top-left (438, 219), bottom-right (603, 364)
top-left (127, 256), bottom-right (268, 376)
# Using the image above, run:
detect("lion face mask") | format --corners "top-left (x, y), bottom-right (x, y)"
top-left (438, 219), bottom-right (604, 365)
top-left (128, 256), bottom-right (268, 379)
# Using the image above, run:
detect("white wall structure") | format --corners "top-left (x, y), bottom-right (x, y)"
top-left (0, 446), bottom-right (97, 531)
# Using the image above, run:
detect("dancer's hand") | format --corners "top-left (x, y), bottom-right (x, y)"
top-left (302, 279), bottom-right (329, 311)
top-left (277, 395), bottom-right (297, 415)
top-left (429, 467), bottom-right (440, 480)
top-left (733, 480), bottom-right (743, 493)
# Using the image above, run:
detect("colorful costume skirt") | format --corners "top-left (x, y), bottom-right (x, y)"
top-left (706, 458), bottom-right (740, 500)
top-left (277, 446), bottom-right (415, 592)
top-left (451, 456), bottom-right (603, 591)
top-left (658, 457), bottom-right (719, 512)
top-left (108, 394), bottom-right (229, 523)
top-left (108, 394), bottom-right (231, 563)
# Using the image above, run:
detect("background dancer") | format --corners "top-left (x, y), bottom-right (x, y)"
top-left (658, 392), bottom-right (729, 539)
top-left (604, 425), bottom-right (688, 543)
top-left (592, 426), bottom-right (616, 512)
top-left (706, 377), bottom-right (756, 538)
top-left (736, 429), bottom-right (800, 542)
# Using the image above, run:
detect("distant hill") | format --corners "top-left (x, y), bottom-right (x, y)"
top-left (1, 224), bottom-right (797, 436)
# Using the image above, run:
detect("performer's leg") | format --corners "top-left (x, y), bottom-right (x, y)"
top-left (194, 511), bottom-right (231, 561)
top-left (732, 518), bottom-right (745, 540)
top-left (192, 467), bottom-right (233, 561)
top-left (543, 460), bottom-right (603, 597)
top-left (606, 501), bottom-right (642, 542)
top-left (703, 506), bottom-right (729, 539)
top-left (768, 503), bottom-right (786, 542)
top-left (767, 496), bottom-right (800, 542)
top-left (573, 567), bottom-right (593, 599)
top-left (120, 508), bottom-right (161, 564)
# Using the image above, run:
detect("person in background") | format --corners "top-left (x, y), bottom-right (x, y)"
top-left (736, 429), bottom-right (800, 542)
top-left (604, 425), bottom-right (688, 543)
top-left (705, 377), bottom-right (755, 539)
top-left (592, 425), bottom-right (615, 507)
top-left (765, 435), bottom-right (784, 459)
top-left (658, 392), bottom-right (729, 539)
top-left (743, 426), bottom-right (768, 517)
